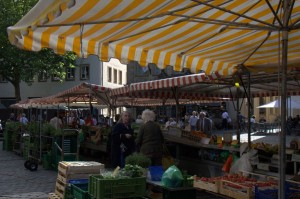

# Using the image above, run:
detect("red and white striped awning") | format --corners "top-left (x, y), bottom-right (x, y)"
top-left (111, 73), bottom-right (223, 98)
top-left (12, 82), bottom-right (112, 107)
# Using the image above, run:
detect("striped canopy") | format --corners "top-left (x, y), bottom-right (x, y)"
top-left (7, 0), bottom-right (300, 76)
top-left (11, 82), bottom-right (112, 108)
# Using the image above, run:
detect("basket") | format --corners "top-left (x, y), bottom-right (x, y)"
top-left (71, 183), bottom-right (92, 199)
top-left (88, 175), bottom-right (146, 199)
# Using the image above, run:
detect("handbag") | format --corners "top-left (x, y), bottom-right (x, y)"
top-left (162, 143), bottom-right (175, 170)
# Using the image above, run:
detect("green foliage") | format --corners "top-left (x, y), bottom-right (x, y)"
top-left (42, 123), bottom-right (62, 136)
top-left (125, 153), bottom-right (151, 168)
top-left (5, 121), bottom-right (20, 132)
top-left (0, 0), bottom-right (77, 101)
top-left (4, 122), bottom-right (21, 143)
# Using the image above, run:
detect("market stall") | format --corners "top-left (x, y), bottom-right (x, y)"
top-left (8, 1), bottom-right (300, 196)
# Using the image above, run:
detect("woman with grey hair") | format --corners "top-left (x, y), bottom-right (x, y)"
top-left (136, 109), bottom-right (164, 166)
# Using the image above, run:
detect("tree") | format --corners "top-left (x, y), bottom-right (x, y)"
top-left (0, 0), bottom-right (77, 102)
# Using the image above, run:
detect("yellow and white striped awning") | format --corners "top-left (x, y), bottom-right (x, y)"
top-left (7, 0), bottom-right (300, 76)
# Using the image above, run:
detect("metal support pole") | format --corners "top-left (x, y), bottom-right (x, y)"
top-left (236, 86), bottom-right (240, 143)
top-left (279, 1), bottom-right (290, 196)
top-left (247, 73), bottom-right (251, 150)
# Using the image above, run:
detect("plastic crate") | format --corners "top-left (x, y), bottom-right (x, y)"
top-left (71, 183), bottom-right (92, 199)
top-left (255, 181), bottom-right (300, 199)
top-left (255, 186), bottom-right (277, 199)
top-left (88, 175), bottom-right (146, 199)
top-left (149, 166), bottom-right (164, 181)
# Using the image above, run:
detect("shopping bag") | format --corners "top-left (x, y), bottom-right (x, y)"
top-left (161, 165), bottom-right (183, 188)
top-left (162, 143), bottom-right (175, 170)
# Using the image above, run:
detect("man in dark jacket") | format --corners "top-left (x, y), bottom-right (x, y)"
top-left (196, 111), bottom-right (212, 136)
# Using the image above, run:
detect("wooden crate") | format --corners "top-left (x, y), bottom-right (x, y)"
top-left (57, 170), bottom-right (92, 184)
top-left (55, 178), bottom-right (67, 199)
top-left (219, 180), bottom-right (253, 199)
top-left (48, 193), bottom-right (60, 199)
top-left (193, 179), bottom-right (220, 193)
top-left (58, 161), bottom-right (105, 175)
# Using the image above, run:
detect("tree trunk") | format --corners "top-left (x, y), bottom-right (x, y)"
top-left (13, 81), bottom-right (21, 102)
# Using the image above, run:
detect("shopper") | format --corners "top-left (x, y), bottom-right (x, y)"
top-left (19, 113), bottom-right (28, 125)
top-left (85, 114), bottom-right (94, 126)
top-left (136, 109), bottom-right (164, 166)
top-left (189, 111), bottom-right (198, 130)
top-left (222, 110), bottom-right (229, 130)
top-left (111, 111), bottom-right (135, 168)
top-left (165, 117), bottom-right (177, 129)
top-left (49, 113), bottom-right (63, 129)
top-left (196, 112), bottom-right (212, 136)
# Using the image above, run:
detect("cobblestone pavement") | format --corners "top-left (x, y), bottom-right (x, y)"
top-left (0, 141), bottom-right (57, 199)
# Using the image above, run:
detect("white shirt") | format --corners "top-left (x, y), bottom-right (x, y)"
top-left (189, 115), bottom-right (199, 126)
top-left (50, 116), bottom-right (62, 129)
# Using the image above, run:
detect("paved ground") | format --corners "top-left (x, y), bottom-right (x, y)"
top-left (0, 141), bottom-right (57, 199)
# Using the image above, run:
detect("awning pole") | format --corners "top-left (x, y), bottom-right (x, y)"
top-left (279, 0), bottom-right (290, 197)
top-left (236, 86), bottom-right (240, 143)
top-left (247, 73), bottom-right (251, 150)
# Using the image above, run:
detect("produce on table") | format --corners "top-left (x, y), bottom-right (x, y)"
top-left (100, 164), bottom-right (144, 179)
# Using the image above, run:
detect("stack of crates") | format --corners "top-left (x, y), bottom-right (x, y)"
top-left (22, 136), bottom-right (30, 160)
top-left (48, 161), bottom-right (105, 199)
top-left (51, 134), bottom-right (78, 170)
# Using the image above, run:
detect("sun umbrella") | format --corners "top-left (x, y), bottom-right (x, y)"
top-left (6, 1), bottom-right (300, 76)
top-left (257, 99), bottom-right (300, 109)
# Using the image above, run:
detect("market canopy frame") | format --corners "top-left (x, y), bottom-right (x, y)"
top-left (8, 1), bottom-right (300, 196)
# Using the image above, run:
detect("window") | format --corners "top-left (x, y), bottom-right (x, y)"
top-left (113, 69), bottom-right (117, 83)
top-left (51, 74), bottom-right (60, 82)
top-left (107, 67), bottom-right (112, 82)
top-left (38, 71), bottom-right (47, 82)
top-left (0, 75), bottom-right (8, 83)
top-left (66, 68), bottom-right (75, 80)
top-left (80, 64), bottom-right (90, 80)
top-left (118, 70), bottom-right (122, 85)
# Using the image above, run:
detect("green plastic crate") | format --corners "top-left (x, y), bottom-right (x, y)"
top-left (88, 175), bottom-right (146, 199)
top-left (71, 183), bottom-right (92, 199)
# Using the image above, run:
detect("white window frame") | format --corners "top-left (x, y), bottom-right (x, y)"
top-left (113, 69), bottom-right (117, 83)
top-left (80, 64), bottom-right (90, 80)
top-left (66, 68), bottom-right (75, 81)
top-left (107, 67), bottom-right (112, 82)
top-left (118, 70), bottom-right (122, 85)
